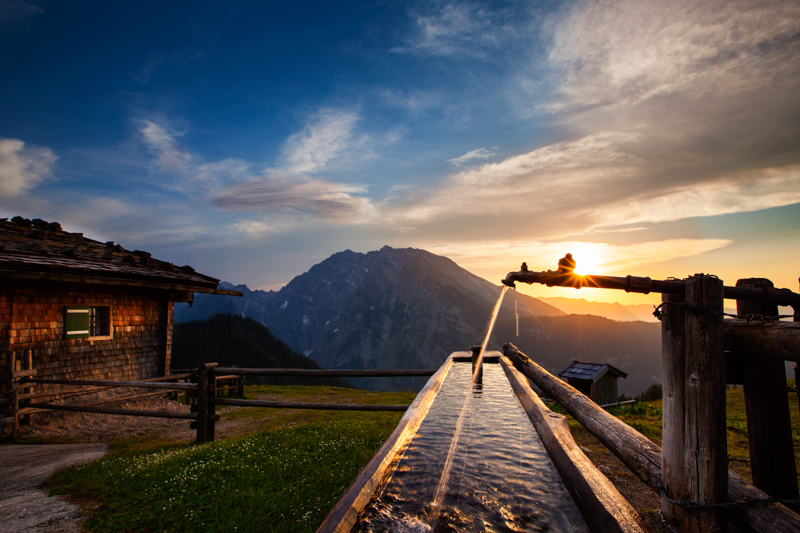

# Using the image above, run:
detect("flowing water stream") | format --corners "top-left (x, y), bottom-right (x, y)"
top-left (355, 287), bottom-right (587, 532)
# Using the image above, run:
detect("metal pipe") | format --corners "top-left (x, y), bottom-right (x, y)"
top-left (501, 263), bottom-right (800, 309)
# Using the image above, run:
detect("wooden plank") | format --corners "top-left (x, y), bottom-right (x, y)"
top-left (499, 356), bottom-right (646, 533)
top-left (207, 366), bottom-right (217, 442)
top-left (662, 291), bottom-right (688, 530)
top-left (214, 398), bottom-right (410, 411)
top-left (11, 369), bottom-right (36, 378)
top-left (504, 344), bottom-right (663, 489)
top-left (316, 352), bottom-right (460, 533)
top-left (682, 274), bottom-right (727, 532)
top-left (26, 377), bottom-right (196, 390)
top-left (723, 320), bottom-right (800, 361)
top-left (735, 279), bottom-right (798, 506)
top-left (212, 367), bottom-right (437, 377)
top-left (196, 363), bottom-right (209, 443)
top-left (503, 343), bottom-right (800, 533)
top-left (23, 401), bottom-right (202, 420)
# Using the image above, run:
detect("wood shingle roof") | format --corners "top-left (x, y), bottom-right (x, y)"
top-left (0, 216), bottom-right (238, 295)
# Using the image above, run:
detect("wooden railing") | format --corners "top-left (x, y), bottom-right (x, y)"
top-left (12, 365), bottom-right (437, 443)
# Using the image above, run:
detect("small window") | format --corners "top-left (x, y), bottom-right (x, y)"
top-left (65, 306), bottom-right (112, 339)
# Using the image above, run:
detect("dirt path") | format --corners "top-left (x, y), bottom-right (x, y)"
top-left (0, 443), bottom-right (108, 532)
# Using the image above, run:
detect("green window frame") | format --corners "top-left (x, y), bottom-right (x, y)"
top-left (65, 306), bottom-right (112, 339)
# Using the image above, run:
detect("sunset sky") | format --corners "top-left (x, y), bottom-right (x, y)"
top-left (1, 0), bottom-right (798, 305)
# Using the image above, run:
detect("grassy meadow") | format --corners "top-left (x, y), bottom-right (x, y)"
top-left (45, 385), bottom-right (415, 533)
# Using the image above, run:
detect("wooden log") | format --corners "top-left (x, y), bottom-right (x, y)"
top-left (11, 369), bottom-right (37, 378)
top-left (212, 367), bottom-right (437, 377)
top-left (735, 279), bottom-right (798, 506)
top-left (23, 401), bottom-right (202, 420)
top-left (316, 352), bottom-right (459, 533)
top-left (503, 343), bottom-right (800, 533)
top-left (207, 365), bottom-right (217, 442)
top-left (196, 363), bottom-right (210, 443)
top-left (25, 377), bottom-right (196, 390)
top-left (723, 320), bottom-right (800, 361)
top-left (499, 356), bottom-right (646, 533)
top-left (681, 274), bottom-right (727, 532)
top-left (214, 398), bottom-right (410, 411)
top-left (503, 344), bottom-right (663, 488)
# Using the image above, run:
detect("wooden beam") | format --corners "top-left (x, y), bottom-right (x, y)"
top-left (0, 268), bottom-right (241, 296)
top-left (26, 377), bottom-right (196, 390)
top-left (499, 356), bottom-right (646, 533)
top-left (316, 352), bottom-right (459, 533)
top-left (503, 343), bottom-right (800, 533)
top-left (680, 274), bottom-right (727, 532)
top-left (214, 398), bottom-right (410, 411)
top-left (736, 279), bottom-right (798, 507)
top-left (212, 367), bottom-right (437, 377)
top-left (724, 320), bottom-right (800, 361)
top-left (23, 401), bottom-right (200, 420)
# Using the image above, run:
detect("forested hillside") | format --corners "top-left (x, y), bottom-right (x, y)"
top-left (172, 314), bottom-right (352, 387)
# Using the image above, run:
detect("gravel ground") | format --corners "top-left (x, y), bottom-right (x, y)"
top-left (0, 443), bottom-right (108, 532)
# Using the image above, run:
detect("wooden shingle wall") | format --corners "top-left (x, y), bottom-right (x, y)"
top-left (1, 280), bottom-right (173, 404)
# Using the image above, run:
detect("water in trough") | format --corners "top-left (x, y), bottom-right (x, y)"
top-left (355, 362), bottom-right (588, 532)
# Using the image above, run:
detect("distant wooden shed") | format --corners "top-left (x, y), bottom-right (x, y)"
top-left (0, 215), bottom-right (240, 413)
top-left (558, 360), bottom-right (627, 406)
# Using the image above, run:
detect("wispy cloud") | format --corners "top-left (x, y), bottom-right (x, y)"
top-left (278, 109), bottom-right (361, 174)
top-left (0, 1), bottom-right (42, 21)
top-left (393, 1), bottom-right (518, 58)
top-left (214, 174), bottom-right (371, 221)
top-left (447, 147), bottom-right (496, 167)
top-left (384, 0), bottom-right (800, 241)
top-left (0, 138), bottom-right (57, 197)
top-left (547, 0), bottom-right (800, 112)
top-left (137, 119), bottom-right (191, 172)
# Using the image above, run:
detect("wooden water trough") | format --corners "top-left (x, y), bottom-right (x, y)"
top-left (317, 351), bottom-right (647, 533)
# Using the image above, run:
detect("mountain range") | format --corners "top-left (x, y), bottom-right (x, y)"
top-left (537, 297), bottom-right (660, 322)
top-left (176, 246), bottom-right (662, 395)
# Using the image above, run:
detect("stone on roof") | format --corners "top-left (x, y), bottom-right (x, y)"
top-left (0, 216), bottom-right (221, 292)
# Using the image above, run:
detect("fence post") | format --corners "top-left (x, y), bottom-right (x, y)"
top-left (207, 364), bottom-right (217, 442)
top-left (662, 275), bottom-right (727, 532)
top-left (661, 291), bottom-right (687, 530)
top-left (21, 350), bottom-right (33, 427)
top-left (736, 278), bottom-right (798, 506)
top-left (196, 364), bottom-right (208, 443)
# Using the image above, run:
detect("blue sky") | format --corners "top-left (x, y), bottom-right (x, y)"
top-left (2, 0), bottom-right (799, 304)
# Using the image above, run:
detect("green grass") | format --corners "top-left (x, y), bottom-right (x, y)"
top-left (45, 386), bottom-right (415, 533)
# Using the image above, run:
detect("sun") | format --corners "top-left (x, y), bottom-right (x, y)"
top-left (567, 245), bottom-right (606, 276)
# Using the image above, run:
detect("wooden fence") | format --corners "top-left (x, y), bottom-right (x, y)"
top-left (10, 365), bottom-right (436, 442)
top-left (501, 272), bottom-right (800, 533)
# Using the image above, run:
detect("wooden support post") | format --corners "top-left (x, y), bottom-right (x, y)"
top-left (207, 364), bottom-right (217, 442)
top-left (736, 279), bottom-right (798, 506)
top-left (10, 351), bottom-right (19, 436)
top-left (21, 350), bottom-right (33, 426)
top-left (663, 275), bottom-right (727, 532)
top-left (196, 364), bottom-right (208, 443)
top-left (795, 366), bottom-right (800, 418)
top-left (661, 291), bottom-right (687, 530)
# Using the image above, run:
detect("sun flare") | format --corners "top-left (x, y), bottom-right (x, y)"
top-left (565, 244), bottom-right (606, 276)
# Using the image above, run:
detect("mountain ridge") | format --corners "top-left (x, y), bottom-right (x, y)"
top-left (176, 246), bottom-right (661, 394)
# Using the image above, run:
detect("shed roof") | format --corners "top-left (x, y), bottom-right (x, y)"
top-left (558, 360), bottom-right (628, 382)
top-left (0, 216), bottom-right (239, 295)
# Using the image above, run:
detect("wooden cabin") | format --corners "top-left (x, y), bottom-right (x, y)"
top-left (558, 359), bottom-right (627, 406)
top-left (0, 216), bottom-right (238, 411)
